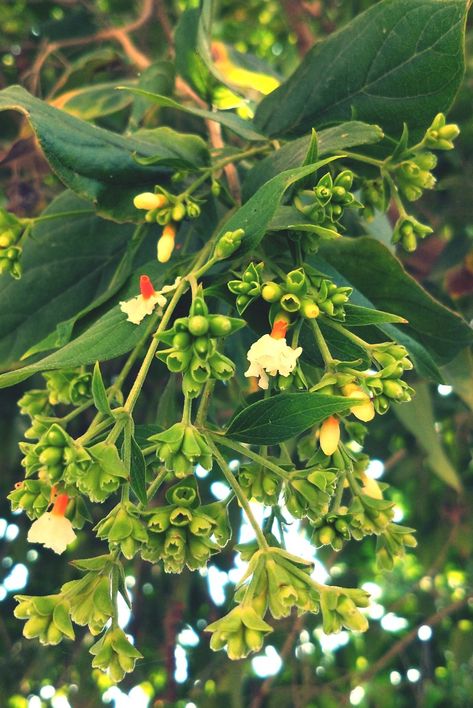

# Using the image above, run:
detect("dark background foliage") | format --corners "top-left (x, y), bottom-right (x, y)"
top-left (0, 2), bottom-right (472, 707)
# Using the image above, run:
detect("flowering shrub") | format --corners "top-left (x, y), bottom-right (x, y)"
top-left (0, 0), bottom-right (471, 692)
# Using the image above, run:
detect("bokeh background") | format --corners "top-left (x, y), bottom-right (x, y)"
top-left (0, 1), bottom-right (472, 706)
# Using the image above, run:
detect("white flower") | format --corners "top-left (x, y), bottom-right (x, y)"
top-left (245, 334), bottom-right (302, 389)
top-left (27, 512), bottom-right (76, 554)
top-left (120, 275), bottom-right (181, 325)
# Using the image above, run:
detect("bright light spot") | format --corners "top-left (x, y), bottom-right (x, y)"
top-left (0, 587), bottom-right (7, 601)
top-left (350, 686), bottom-right (365, 705)
top-left (128, 686), bottom-right (150, 707)
top-left (178, 626), bottom-right (199, 647)
top-left (185, 703), bottom-right (197, 708)
top-left (361, 582), bottom-right (382, 601)
top-left (117, 591), bottom-right (131, 629)
top-left (0, 518), bottom-right (7, 538)
top-left (125, 575), bottom-right (135, 588)
top-left (390, 671), bottom-right (402, 685)
top-left (381, 613), bottom-right (408, 632)
top-left (367, 459), bottom-right (385, 479)
top-left (175, 645), bottom-right (188, 683)
top-left (4, 563), bottom-right (28, 591)
top-left (195, 464), bottom-right (209, 478)
top-left (210, 482), bottom-right (230, 500)
top-left (238, 503), bottom-right (265, 543)
top-left (367, 602), bottom-right (385, 620)
top-left (346, 440), bottom-right (362, 453)
top-left (251, 645), bottom-right (282, 677)
top-left (28, 697), bottom-right (41, 708)
top-left (407, 668), bottom-right (421, 683)
top-left (40, 685), bottom-right (55, 699)
top-left (393, 506), bottom-right (404, 522)
top-left (206, 565), bottom-right (228, 606)
top-left (5, 524), bottom-right (19, 541)
top-left (418, 625), bottom-right (432, 641)
top-left (26, 550), bottom-right (38, 562)
top-left (315, 629), bottom-right (350, 652)
top-left (52, 696), bottom-right (71, 708)
top-left (295, 642), bottom-right (315, 658)
top-left (437, 385), bottom-right (452, 397)
top-left (229, 459), bottom-right (239, 472)
top-left (299, 630), bottom-right (310, 643)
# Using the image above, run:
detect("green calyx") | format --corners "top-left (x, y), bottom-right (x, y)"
top-left (90, 627), bottom-right (142, 683)
top-left (149, 423), bottom-right (212, 477)
top-left (14, 594), bottom-right (75, 646)
top-left (95, 504), bottom-right (148, 559)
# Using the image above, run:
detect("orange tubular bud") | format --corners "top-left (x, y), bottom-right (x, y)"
top-left (157, 224), bottom-right (176, 263)
top-left (271, 315), bottom-right (290, 340)
top-left (319, 416), bottom-right (340, 456)
top-left (139, 275), bottom-right (156, 299)
top-left (51, 493), bottom-right (69, 516)
top-left (133, 192), bottom-right (168, 211)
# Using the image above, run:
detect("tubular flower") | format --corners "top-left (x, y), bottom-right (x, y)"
top-left (245, 319), bottom-right (302, 390)
top-left (27, 493), bottom-right (76, 555)
top-left (120, 275), bottom-right (180, 325)
top-left (319, 416), bottom-right (340, 456)
top-left (157, 223), bottom-right (176, 263)
top-left (342, 383), bottom-right (375, 422)
top-left (133, 192), bottom-right (167, 211)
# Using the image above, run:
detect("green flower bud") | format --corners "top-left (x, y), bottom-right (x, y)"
top-left (188, 315), bottom-right (209, 336)
top-left (261, 282), bottom-right (283, 303)
top-left (214, 229), bottom-right (244, 260)
top-left (90, 627), bottom-right (142, 682)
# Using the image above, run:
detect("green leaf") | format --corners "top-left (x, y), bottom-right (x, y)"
top-left (254, 0), bottom-right (467, 138)
top-left (121, 88), bottom-right (266, 142)
top-left (226, 392), bottom-right (351, 444)
top-left (54, 80), bottom-right (134, 120)
top-left (92, 362), bottom-right (112, 417)
top-left (0, 260), bottom-right (170, 389)
top-left (174, 7), bottom-right (213, 98)
top-left (317, 238), bottom-right (473, 372)
top-left (243, 122), bottom-right (383, 198)
top-left (128, 61), bottom-right (175, 130)
top-left (268, 205), bottom-right (341, 239)
top-left (130, 436), bottom-right (148, 505)
top-left (218, 157), bottom-right (340, 255)
top-left (440, 348), bottom-right (473, 412)
top-left (0, 191), bottom-right (134, 369)
top-left (393, 382), bottom-right (462, 491)
top-left (342, 304), bottom-right (408, 326)
top-left (0, 85), bottom-right (209, 220)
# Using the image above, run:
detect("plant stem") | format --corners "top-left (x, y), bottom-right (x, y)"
top-left (181, 396), bottom-right (192, 424)
top-left (321, 317), bottom-right (373, 351)
top-left (311, 319), bottom-right (335, 366)
top-left (383, 171), bottom-right (407, 217)
top-left (337, 151), bottom-right (384, 168)
top-left (26, 209), bottom-right (96, 225)
top-left (331, 470), bottom-right (346, 513)
top-left (195, 379), bottom-right (215, 427)
top-left (207, 432), bottom-right (290, 480)
top-left (206, 436), bottom-right (269, 549)
top-left (145, 467), bottom-right (169, 504)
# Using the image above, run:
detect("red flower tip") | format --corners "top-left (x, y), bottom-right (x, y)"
top-left (271, 319), bottom-right (288, 340)
top-left (52, 493), bottom-right (69, 516)
top-left (140, 275), bottom-right (156, 299)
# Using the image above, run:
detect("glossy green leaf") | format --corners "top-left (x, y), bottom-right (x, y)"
top-left (0, 191), bottom-right (133, 369)
top-left (0, 260), bottom-right (169, 389)
top-left (317, 238), bottom-right (473, 370)
top-left (0, 85), bottom-right (209, 220)
top-left (243, 122), bottom-right (383, 198)
top-left (342, 304), bottom-right (407, 326)
top-left (393, 382), bottom-right (462, 491)
top-left (121, 88), bottom-right (266, 142)
top-left (226, 392), bottom-right (351, 444)
top-left (128, 61), bottom-right (175, 130)
top-left (440, 348), bottom-right (473, 411)
top-left (254, 0), bottom-right (467, 138)
top-left (174, 7), bottom-right (213, 98)
top-left (92, 362), bottom-right (112, 417)
top-left (130, 436), bottom-right (148, 505)
top-left (218, 157), bottom-right (340, 255)
top-left (56, 81), bottom-right (134, 120)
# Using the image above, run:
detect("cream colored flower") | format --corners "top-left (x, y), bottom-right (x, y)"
top-left (120, 275), bottom-right (180, 325)
top-left (157, 223), bottom-right (176, 263)
top-left (245, 334), bottom-right (302, 390)
top-left (27, 494), bottom-right (76, 555)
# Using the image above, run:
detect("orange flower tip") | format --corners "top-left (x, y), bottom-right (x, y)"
top-left (162, 223), bottom-right (176, 239)
top-left (15, 481), bottom-right (24, 489)
top-left (140, 275), bottom-right (156, 300)
top-left (271, 319), bottom-right (289, 340)
top-left (319, 416), bottom-right (340, 456)
top-left (52, 493), bottom-right (69, 516)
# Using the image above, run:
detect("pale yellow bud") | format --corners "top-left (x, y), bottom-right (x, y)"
top-left (342, 384), bottom-right (375, 422)
top-left (319, 416), bottom-right (340, 456)
top-left (157, 224), bottom-right (176, 263)
top-left (133, 192), bottom-right (167, 211)
top-left (360, 473), bottom-right (383, 500)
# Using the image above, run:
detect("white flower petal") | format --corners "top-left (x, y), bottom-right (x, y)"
top-left (245, 335), bottom-right (302, 389)
top-left (28, 512), bottom-right (77, 555)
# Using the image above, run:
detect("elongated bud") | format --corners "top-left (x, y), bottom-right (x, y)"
top-left (52, 493), bottom-right (69, 516)
top-left (133, 192), bottom-right (167, 211)
top-left (319, 416), bottom-right (340, 456)
top-left (139, 275), bottom-right (156, 299)
top-left (271, 316), bottom-right (289, 339)
top-left (157, 224), bottom-right (176, 263)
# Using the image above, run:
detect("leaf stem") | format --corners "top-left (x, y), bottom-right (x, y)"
top-left (311, 319), bottom-right (335, 366)
top-left (207, 432), bottom-right (290, 481)
top-left (206, 436), bottom-right (269, 549)
top-left (321, 318), bottom-right (373, 351)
